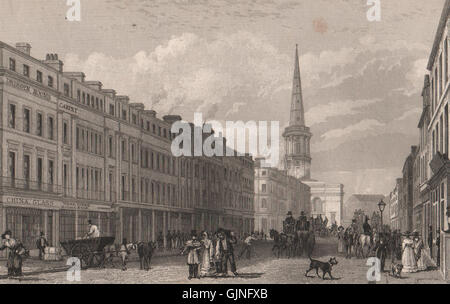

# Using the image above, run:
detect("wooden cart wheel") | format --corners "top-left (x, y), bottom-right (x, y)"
top-left (93, 252), bottom-right (106, 268)
top-left (71, 244), bottom-right (93, 269)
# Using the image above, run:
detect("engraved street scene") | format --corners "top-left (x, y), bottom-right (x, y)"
top-left (0, 0), bottom-right (449, 284)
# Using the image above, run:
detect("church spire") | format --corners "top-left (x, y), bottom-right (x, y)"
top-left (289, 44), bottom-right (305, 127)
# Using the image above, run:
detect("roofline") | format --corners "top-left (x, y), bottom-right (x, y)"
top-left (427, 0), bottom-right (450, 71)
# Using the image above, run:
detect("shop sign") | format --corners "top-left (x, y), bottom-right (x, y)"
top-left (3, 196), bottom-right (62, 210)
top-left (6, 78), bottom-right (51, 101)
top-left (2, 196), bottom-right (112, 212)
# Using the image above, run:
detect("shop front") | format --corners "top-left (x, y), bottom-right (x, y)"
top-left (1, 195), bottom-right (60, 252)
top-left (428, 153), bottom-right (450, 272)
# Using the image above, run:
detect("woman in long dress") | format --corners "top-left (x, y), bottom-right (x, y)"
top-left (413, 231), bottom-right (427, 271)
top-left (402, 232), bottom-right (418, 273)
top-left (337, 226), bottom-right (345, 254)
top-left (200, 231), bottom-right (214, 277)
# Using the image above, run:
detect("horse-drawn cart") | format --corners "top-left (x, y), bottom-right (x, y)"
top-left (60, 236), bottom-right (115, 269)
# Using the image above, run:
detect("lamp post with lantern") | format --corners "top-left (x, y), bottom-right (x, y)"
top-left (378, 199), bottom-right (386, 233)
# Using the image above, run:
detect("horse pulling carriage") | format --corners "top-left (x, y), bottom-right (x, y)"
top-left (269, 217), bottom-right (316, 259)
top-left (60, 236), bottom-right (115, 269)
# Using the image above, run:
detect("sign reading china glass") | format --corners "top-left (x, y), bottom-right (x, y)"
top-left (2, 196), bottom-right (112, 212)
top-left (5, 78), bottom-right (51, 101)
top-left (3, 196), bottom-right (61, 210)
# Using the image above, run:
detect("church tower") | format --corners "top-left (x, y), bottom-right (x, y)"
top-left (283, 45), bottom-right (312, 180)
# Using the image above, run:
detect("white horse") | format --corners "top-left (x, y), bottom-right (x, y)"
top-left (359, 234), bottom-right (371, 258)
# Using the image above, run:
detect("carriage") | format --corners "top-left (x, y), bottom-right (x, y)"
top-left (60, 236), bottom-right (115, 269)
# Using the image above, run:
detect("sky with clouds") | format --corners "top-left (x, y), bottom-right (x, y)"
top-left (0, 0), bottom-right (446, 199)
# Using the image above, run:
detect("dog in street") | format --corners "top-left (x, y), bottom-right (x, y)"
top-left (305, 256), bottom-right (338, 280)
top-left (390, 263), bottom-right (403, 278)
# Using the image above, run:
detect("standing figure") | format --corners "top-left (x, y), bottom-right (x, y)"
top-left (375, 233), bottom-right (388, 272)
top-left (199, 231), bottom-right (214, 277)
top-left (401, 232), bottom-right (418, 273)
top-left (337, 226), bottom-right (345, 254)
top-left (167, 230), bottom-right (172, 250)
top-left (0, 230), bottom-right (27, 277)
top-left (436, 231), bottom-right (440, 267)
top-left (413, 231), bottom-right (426, 271)
top-left (239, 233), bottom-right (257, 260)
top-left (215, 229), bottom-right (238, 276)
top-left (157, 231), bottom-right (164, 250)
top-left (119, 238), bottom-right (131, 271)
top-left (181, 231), bottom-right (202, 280)
top-left (36, 231), bottom-right (48, 260)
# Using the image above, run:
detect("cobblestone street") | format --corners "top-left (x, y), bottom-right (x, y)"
top-left (0, 238), bottom-right (445, 284)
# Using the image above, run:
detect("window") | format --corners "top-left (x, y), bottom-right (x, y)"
top-left (109, 136), bottom-right (114, 157)
top-left (109, 104), bottom-right (115, 116)
top-left (48, 116), bottom-right (54, 140)
top-left (9, 58), bottom-right (16, 71)
top-left (64, 83), bottom-right (70, 97)
top-left (63, 121), bottom-right (68, 144)
top-left (48, 160), bottom-right (54, 185)
top-left (23, 65), bottom-right (30, 77)
top-left (8, 152), bottom-right (16, 179)
top-left (48, 76), bottom-right (54, 88)
top-left (23, 155), bottom-right (30, 183)
top-left (9, 104), bottom-right (16, 128)
top-left (132, 114), bottom-right (137, 124)
top-left (261, 184), bottom-right (266, 193)
top-left (77, 90), bottom-right (81, 102)
top-left (37, 113), bottom-right (43, 136)
top-left (122, 110), bottom-right (127, 120)
top-left (131, 144), bottom-right (136, 162)
top-left (76, 127), bottom-right (80, 149)
top-left (23, 108), bottom-right (30, 133)
top-left (121, 140), bottom-right (127, 161)
top-left (82, 92), bottom-right (86, 104)
top-left (261, 198), bottom-right (267, 209)
top-left (37, 158), bottom-right (43, 186)
top-left (36, 70), bottom-right (43, 83)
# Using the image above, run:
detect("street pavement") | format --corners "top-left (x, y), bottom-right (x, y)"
top-left (0, 238), bottom-right (445, 284)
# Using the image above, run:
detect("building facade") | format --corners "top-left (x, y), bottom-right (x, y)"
top-left (400, 146), bottom-right (418, 233)
top-left (0, 41), bottom-right (255, 254)
top-left (424, 1), bottom-right (450, 274)
top-left (389, 178), bottom-right (402, 231)
top-left (254, 158), bottom-right (310, 234)
top-left (282, 45), bottom-right (344, 226)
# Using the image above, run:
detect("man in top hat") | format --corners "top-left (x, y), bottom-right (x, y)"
top-left (284, 211), bottom-right (296, 234)
top-left (362, 216), bottom-right (372, 236)
top-left (85, 220), bottom-right (100, 239)
top-left (36, 231), bottom-right (48, 260)
top-left (297, 211), bottom-right (308, 231)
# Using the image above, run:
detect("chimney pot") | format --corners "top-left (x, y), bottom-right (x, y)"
top-left (16, 42), bottom-right (31, 55)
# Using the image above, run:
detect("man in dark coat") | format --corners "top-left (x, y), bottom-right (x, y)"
top-left (216, 229), bottom-right (238, 276)
top-left (36, 231), bottom-right (48, 260)
top-left (375, 233), bottom-right (388, 272)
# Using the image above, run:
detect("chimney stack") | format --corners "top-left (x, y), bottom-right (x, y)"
top-left (16, 42), bottom-right (31, 55)
top-left (43, 53), bottom-right (64, 72)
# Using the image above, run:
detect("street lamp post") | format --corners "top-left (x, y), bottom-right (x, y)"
top-left (378, 199), bottom-right (386, 233)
